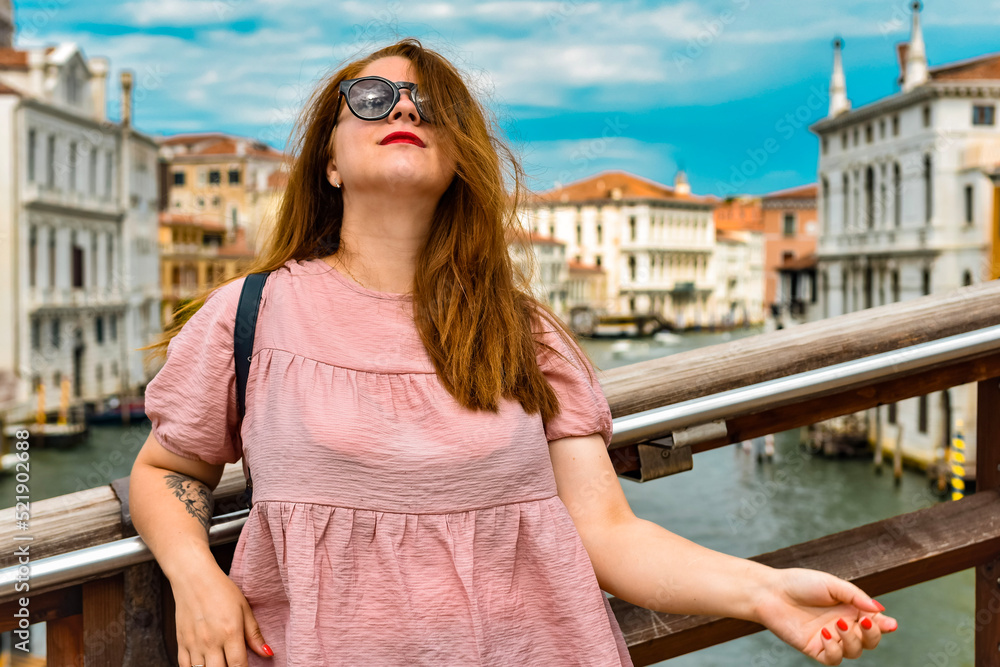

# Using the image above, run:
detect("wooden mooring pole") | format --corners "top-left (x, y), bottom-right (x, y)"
top-left (976, 376), bottom-right (1000, 666)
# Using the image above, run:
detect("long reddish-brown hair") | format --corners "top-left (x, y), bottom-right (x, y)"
top-left (141, 37), bottom-right (595, 424)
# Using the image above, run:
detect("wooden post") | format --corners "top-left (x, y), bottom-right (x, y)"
top-left (874, 405), bottom-right (883, 474)
top-left (976, 377), bottom-right (1000, 666)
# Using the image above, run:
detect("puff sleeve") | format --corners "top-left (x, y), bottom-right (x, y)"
top-left (535, 314), bottom-right (614, 448)
top-left (144, 277), bottom-right (246, 465)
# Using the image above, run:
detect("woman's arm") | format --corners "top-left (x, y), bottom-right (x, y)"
top-left (129, 430), bottom-right (227, 582)
top-left (548, 433), bottom-right (769, 619)
top-left (549, 433), bottom-right (897, 664)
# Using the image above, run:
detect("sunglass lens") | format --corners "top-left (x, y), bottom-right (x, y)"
top-left (348, 79), bottom-right (394, 118)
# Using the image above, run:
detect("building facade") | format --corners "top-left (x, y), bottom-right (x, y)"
top-left (809, 3), bottom-right (1000, 467)
top-left (0, 33), bottom-right (160, 419)
top-left (521, 170), bottom-right (722, 329)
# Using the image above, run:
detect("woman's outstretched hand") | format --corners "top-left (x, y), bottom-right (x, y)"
top-left (752, 567), bottom-right (898, 665)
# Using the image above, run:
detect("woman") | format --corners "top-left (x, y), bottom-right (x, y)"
top-left (130, 38), bottom-right (897, 667)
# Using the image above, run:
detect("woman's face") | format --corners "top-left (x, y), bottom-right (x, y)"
top-left (327, 56), bottom-right (457, 202)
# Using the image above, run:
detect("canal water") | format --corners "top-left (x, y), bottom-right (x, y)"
top-left (0, 328), bottom-right (973, 666)
top-left (582, 331), bottom-right (974, 667)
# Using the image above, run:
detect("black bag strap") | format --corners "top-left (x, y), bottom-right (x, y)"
top-left (234, 271), bottom-right (270, 510)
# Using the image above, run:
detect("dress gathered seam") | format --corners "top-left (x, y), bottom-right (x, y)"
top-left (253, 346), bottom-right (437, 375)
top-left (251, 494), bottom-right (561, 515)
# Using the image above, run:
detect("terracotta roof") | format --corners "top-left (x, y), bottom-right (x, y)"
top-left (0, 47), bottom-right (28, 70)
top-left (527, 231), bottom-right (564, 246)
top-left (158, 212), bottom-right (227, 232)
top-left (567, 260), bottom-right (604, 274)
top-left (779, 253), bottom-right (818, 271)
top-left (895, 43), bottom-right (909, 85)
top-left (0, 80), bottom-right (23, 97)
top-left (762, 183), bottom-right (817, 201)
top-left (160, 133), bottom-right (285, 160)
top-left (267, 169), bottom-right (289, 189)
top-left (530, 170), bottom-right (715, 205)
top-left (218, 226), bottom-right (255, 258)
top-left (930, 52), bottom-right (1000, 82)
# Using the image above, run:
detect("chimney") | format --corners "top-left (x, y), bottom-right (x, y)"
top-left (120, 70), bottom-right (133, 127)
top-left (27, 49), bottom-right (45, 100)
top-left (674, 169), bottom-right (691, 197)
top-left (903, 1), bottom-right (928, 92)
top-left (828, 37), bottom-right (851, 117)
top-left (89, 57), bottom-right (108, 122)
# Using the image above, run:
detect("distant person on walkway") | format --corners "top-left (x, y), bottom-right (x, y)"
top-left (129, 38), bottom-right (896, 667)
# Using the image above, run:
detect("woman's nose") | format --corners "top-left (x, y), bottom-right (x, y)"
top-left (391, 89), bottom-right (420, 123)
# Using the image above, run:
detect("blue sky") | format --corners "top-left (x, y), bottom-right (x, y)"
top-left (12, 0), bottom-right (1000, 197)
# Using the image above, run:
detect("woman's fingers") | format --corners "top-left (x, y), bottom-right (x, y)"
top-left (819, 625), bottom-right (844, 665)
top-left (859, 614), bottom-right (882, 650)
top-left (835, 616), bottom-right (863, 659)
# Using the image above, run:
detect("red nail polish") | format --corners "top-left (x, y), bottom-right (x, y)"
top-left (262, 644), bottom-right (274, 656)
top-left (872, 599), bottom-right (885, 612)
top-left (861, 617), bottom-right (873, 630)
top-left (822, 628), bottom-right (832, 640)
top-left (837, 618), bottom-right (848, 632)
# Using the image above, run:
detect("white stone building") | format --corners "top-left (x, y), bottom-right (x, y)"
top-left (714, 228), bottom-right (765, 328)
top-left (809, 2), bottom-right (1000, 467)
top-left (0, 18), bottom-right (160, 419)
top-left (521, 170), bottom-right (721, 329)
top-left (508, 230), bottom-right (569, 318)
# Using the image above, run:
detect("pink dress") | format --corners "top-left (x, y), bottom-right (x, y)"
top-left (144, 257), bottom-right (633, 667)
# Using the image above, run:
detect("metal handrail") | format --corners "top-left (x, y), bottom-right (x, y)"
top-left (610, 323), bottom-right (1000, 448)
top-left (2, 324), bottom-right (999, 599)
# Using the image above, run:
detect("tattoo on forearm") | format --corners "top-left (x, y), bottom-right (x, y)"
top-left (164, 473), bottom-right (215, 533)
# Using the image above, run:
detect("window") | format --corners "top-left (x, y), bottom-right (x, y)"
top-left (864, 166), bottom-right (874, 229)
top-left (973, 105), bottom-right (996, 126)
top-left (576, 224), bottom-right (582, 245)
top-left (892, 270), bottom-right (900, 302)
top-left (71, 234), bottom-right (84, 288)
top-left (782, 251), bottom-right (794, 264)
top-left (782, 212), bottom-right (795, 236)
top-left (963, 270), bottom-right (973, 287)
top-left (879, 119), bottom-right (886, 139)
top-left (67, 71), bottom-right (78, 104)
top-left (822, 136), bottom-right (829, 154)
top-left (865, 124), bottom-right (873, 143)
top-left (208, 170), bottom-right (221, 185)
top-left (89, 148), bottom-right (97, 194)
top-left (228, 169), bottom-right (241, 185)
top-left (923, 154), bottom-right (933, 224)
top-left (107, 234), bottom-right (113, 286)
top-left (46, 135), bottom-right (56, 187)
top-left (105, 150), bottom-right (113, 196)
top-left (197, 197), bottom-right (205, 209)
top-left (212, 195), bottom-right (221, 208)
top-left (173, 171), bottom-right (186, 186)
top-left (842, 173), bottom-right (849, 229)
top-left (965, 185), bottom-right (974, 224)
top-left (51, 318), bottom-right (60, 348)
top-left (923, 105), bottom-right (931, 128)
top-left (110, 313), bottom-right (117, 341)
top-left (629, 216), bottom-right (636, 241)
top-left (628, 255), bottom-right (636, 281)
top-left (95, 315), bottom-right (104, 344)
top-left (596, 224), bottom-right (602, 244)
top-left (853, 127), bottom-right (859, 145)
top-left (918, 395), bottom-right (928, 433)
top-left (892, 115), bottom-right (900, 136)
top-left (921, 268), bottom-right (931, 296)
top-left (48, 230), bottom-right (56, 287)
top-left (888, 402), bottom-right (897, 425)
top-left (840, 131), bottom-right (848, 149)
top-left (595, 255), bottom-right (602, 267)
top-left (28, 226), bottom-right (37, 288)
top-left (69, 142), bottom-right (77, 191)
top-left (27, 129), bottom-right (36, 182)
top-left (231, 208), bottom-right (238, 228)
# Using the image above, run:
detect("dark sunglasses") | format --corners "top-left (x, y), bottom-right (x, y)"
top-left (334, 75), bottom-right (433, 124)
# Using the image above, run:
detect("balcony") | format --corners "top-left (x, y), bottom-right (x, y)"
top-left (27, 286), bottom-right (127, 310)
top-left (22, 182), bottom-right (121, 217)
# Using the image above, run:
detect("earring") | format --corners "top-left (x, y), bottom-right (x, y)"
top-left (332, 178), bottom-right (341, 188)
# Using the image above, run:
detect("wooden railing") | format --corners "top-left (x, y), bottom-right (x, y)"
top-left (1, 281), bottom-right (999, 666)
